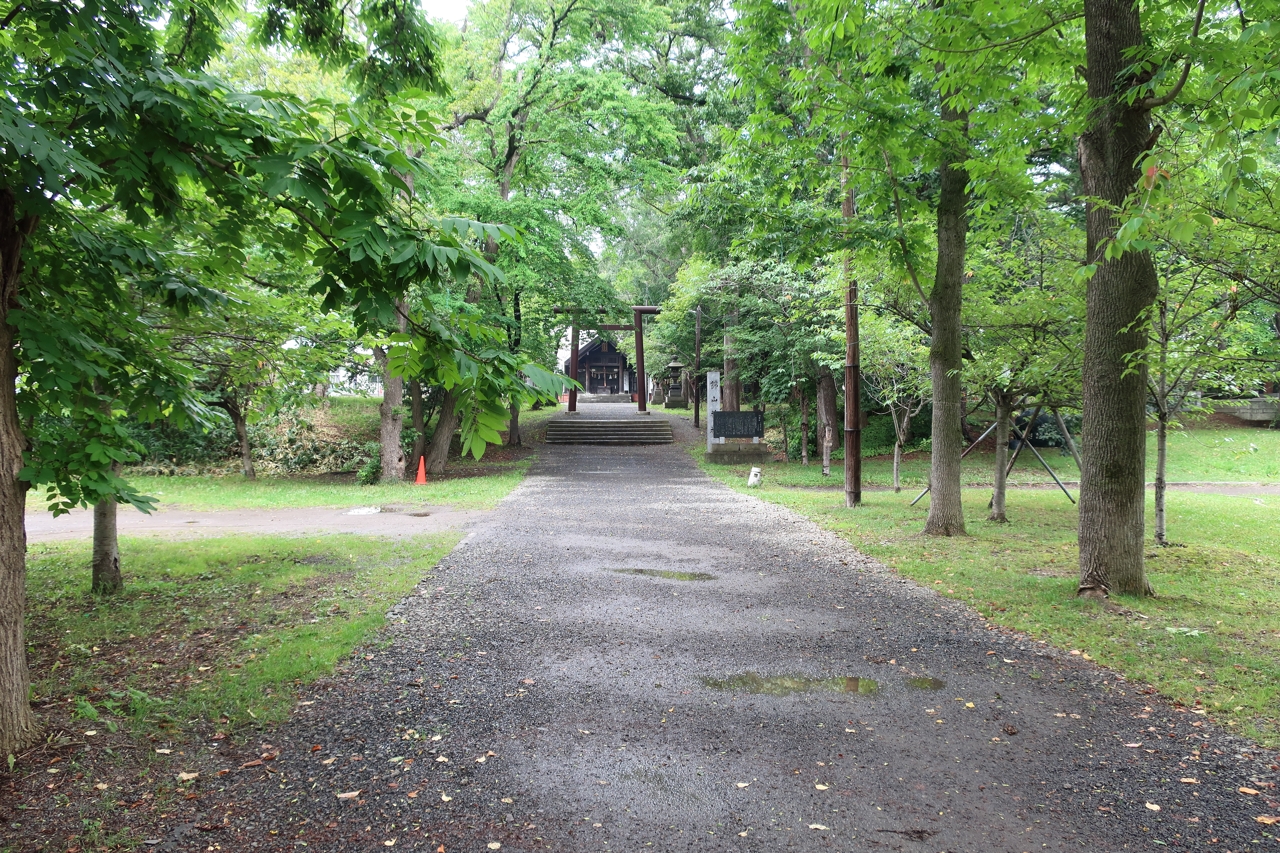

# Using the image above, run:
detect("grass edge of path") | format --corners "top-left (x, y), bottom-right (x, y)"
top-left (690, 445), bottom-right (1280, 750)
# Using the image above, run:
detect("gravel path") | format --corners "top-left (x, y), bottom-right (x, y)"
top-left (193, 416), bottom-right (1278, 853)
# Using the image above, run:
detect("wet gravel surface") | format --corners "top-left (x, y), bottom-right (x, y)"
top-left (187, 420), bottom-right (1278, 852)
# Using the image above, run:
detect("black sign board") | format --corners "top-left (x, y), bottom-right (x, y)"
top-left (712, 410), bottom-right (765, 439)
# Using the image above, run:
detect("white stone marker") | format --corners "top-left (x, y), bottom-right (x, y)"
top-left (707, 370), bottom-right (724, 452)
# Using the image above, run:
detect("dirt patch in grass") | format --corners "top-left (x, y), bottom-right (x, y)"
top-left (1, 533), bottom-right (458, 852)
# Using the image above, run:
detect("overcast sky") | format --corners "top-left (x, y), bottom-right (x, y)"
top-left (426, 0), bottom-right (471, 23)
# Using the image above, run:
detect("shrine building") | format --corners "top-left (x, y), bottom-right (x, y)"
top-left (563, 337), bottom-right (635, 395)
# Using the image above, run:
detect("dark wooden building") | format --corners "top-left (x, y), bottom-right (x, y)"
top-left (564, 337), bottom-right (635, 395)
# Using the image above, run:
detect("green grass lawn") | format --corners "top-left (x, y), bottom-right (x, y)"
top-left (26, 533), bottom-right (459, 733)
top-left (724, 425), bottom-right (1280, 489)
top-left (114, 403), bottom-right (563, 512)
top-left (698, 451), bottom-right (1280, 747)
top-left (128, 463), bottom-right (531, 511)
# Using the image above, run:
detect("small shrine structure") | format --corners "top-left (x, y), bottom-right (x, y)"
top-left (562, 337), bottom-right (635, 395)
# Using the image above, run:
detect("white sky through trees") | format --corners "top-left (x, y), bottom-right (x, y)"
top-left (425, 0), bottom-right (470, 23)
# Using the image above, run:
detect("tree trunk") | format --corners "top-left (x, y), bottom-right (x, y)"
top-left (407, 379), bottom-right (426, 478)
top-left (425, 388), bottom-right (459, 476)
top-left (1154, 412), bottom-right (1169, 546)
top-left (0, 190), bottom-right (39, 755)
top-left (891, 437), bottom-right (903, 492)
top-left (91, 491), bottom-right (122, 595)
top-left (821, 424), bottom-right (833, 477)
top-left (722, 309), bottom-right (741, 411)
top-left (924, 100), bottom-right (969, 537)
top-left (375, 304), bottom-right (409, 485)
top-left (227, 403), bottom-right (255, 480)
top-left (374, 345), bottom-right (405, 483)
top-left (1077, 0), bottom-right (1160, 598)
top-left (816, 366), bottom-right (840, 452)
top-left (891, 406), bottom-right (911, 493)
top-left (989, 397), bottom-right (1011, 523)
top-left (800, 390), bottom-right (810, 466)
top-left (507, 400), bottom-right (521, 447)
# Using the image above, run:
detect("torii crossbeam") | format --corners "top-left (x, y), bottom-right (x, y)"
top-left (553, 306), bottom-right (662, 414)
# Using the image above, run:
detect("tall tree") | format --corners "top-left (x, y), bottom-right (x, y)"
top-left (0, 0), bottom-right (536, 755)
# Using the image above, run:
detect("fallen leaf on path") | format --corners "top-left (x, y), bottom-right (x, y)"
top-left (441, 794), bottom-right (452, 802)
top-left (521, 679), bottom-right (535, 684)
top-left (155, 749), bottom-right (172, 755)
top-left (94, 783), bottom-right (108, 790)
top-left (736, 782), bottom-right (750, 789)
top-left (336, 791), bottom-right (360, 799)
top-left (738, 831), bottom-right (748, 837)
top-left (384, 841), bottom-right (396, 847)
top-left (322, 757), bottom-right (337, 765)
top-left (1240, 787), bottom-right (1260, 795)
top-left (176, 772), bottom-right (198, 782)
top-left (1124, 743), bottom-right (1142, 748)
top-left (406, 791), bottom-right (418, 798)
top-left (965, 702), bottom-right (974, 708)
top-left (487, 844), bottom-right (502, 850)
top-left (1179, 778), bottom-right (1199, 784)
top-left (241, 759), bottom-right (263, 768)
top-left (1145, 803), bottom-right (1161, 811)
top-left (845, 728), bottom-right (856, 733)
top-left (501, 797), bottom-right (514, 804)
top-left (436, 756), bottom-right (449, 763)
top-left (475, 756), bottom-right (487, 764)
top-left (1256, 816), bottom-right (1280, 825)
top-left (808, 824), bottom-right (830, 831)
top-left (814, 784), bottom-right (829, 791)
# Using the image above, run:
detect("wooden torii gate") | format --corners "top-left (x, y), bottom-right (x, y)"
top-left (553, 306), bottom-right (662, 414)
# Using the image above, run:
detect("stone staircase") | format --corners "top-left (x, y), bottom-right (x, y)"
top-left (545, 417), bottom-right (673, 445)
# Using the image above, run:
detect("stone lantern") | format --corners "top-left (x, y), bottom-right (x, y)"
top-left (664, 360), bottom-right (688, 408)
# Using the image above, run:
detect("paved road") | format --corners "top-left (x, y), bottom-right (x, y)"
top-left (202, 420), bottom-right (1276, 853)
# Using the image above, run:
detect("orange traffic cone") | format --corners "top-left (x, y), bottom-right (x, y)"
top-left (415, 456), bottom-right (427, 485)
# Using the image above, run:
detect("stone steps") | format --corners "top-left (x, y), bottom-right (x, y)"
top-left (545, 418), bottom-right (673, 445)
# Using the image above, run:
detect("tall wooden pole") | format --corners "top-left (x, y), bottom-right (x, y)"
top-left (842, 155), bottom-right (862, 507)
top-left (568, 320), bottom-right (580, 413)
top-left (634, 307), bottom-right (647, 414)
top-left (693, 305), bottom-right (701, 429)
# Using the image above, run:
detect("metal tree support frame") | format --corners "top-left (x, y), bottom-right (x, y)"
top-left (553, 306), bottom-right (660, 414)
top-left (909, 407), bottom-right (1078, 507)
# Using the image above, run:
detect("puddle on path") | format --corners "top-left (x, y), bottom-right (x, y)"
top-left (611, 568), bottom-right (716, 582)
top-left (704, 673), bottom-right (880, 696)
top-left (905, 677), bottom-right (946, 691)
top-left (345, 506), bottom-right (382, 516)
